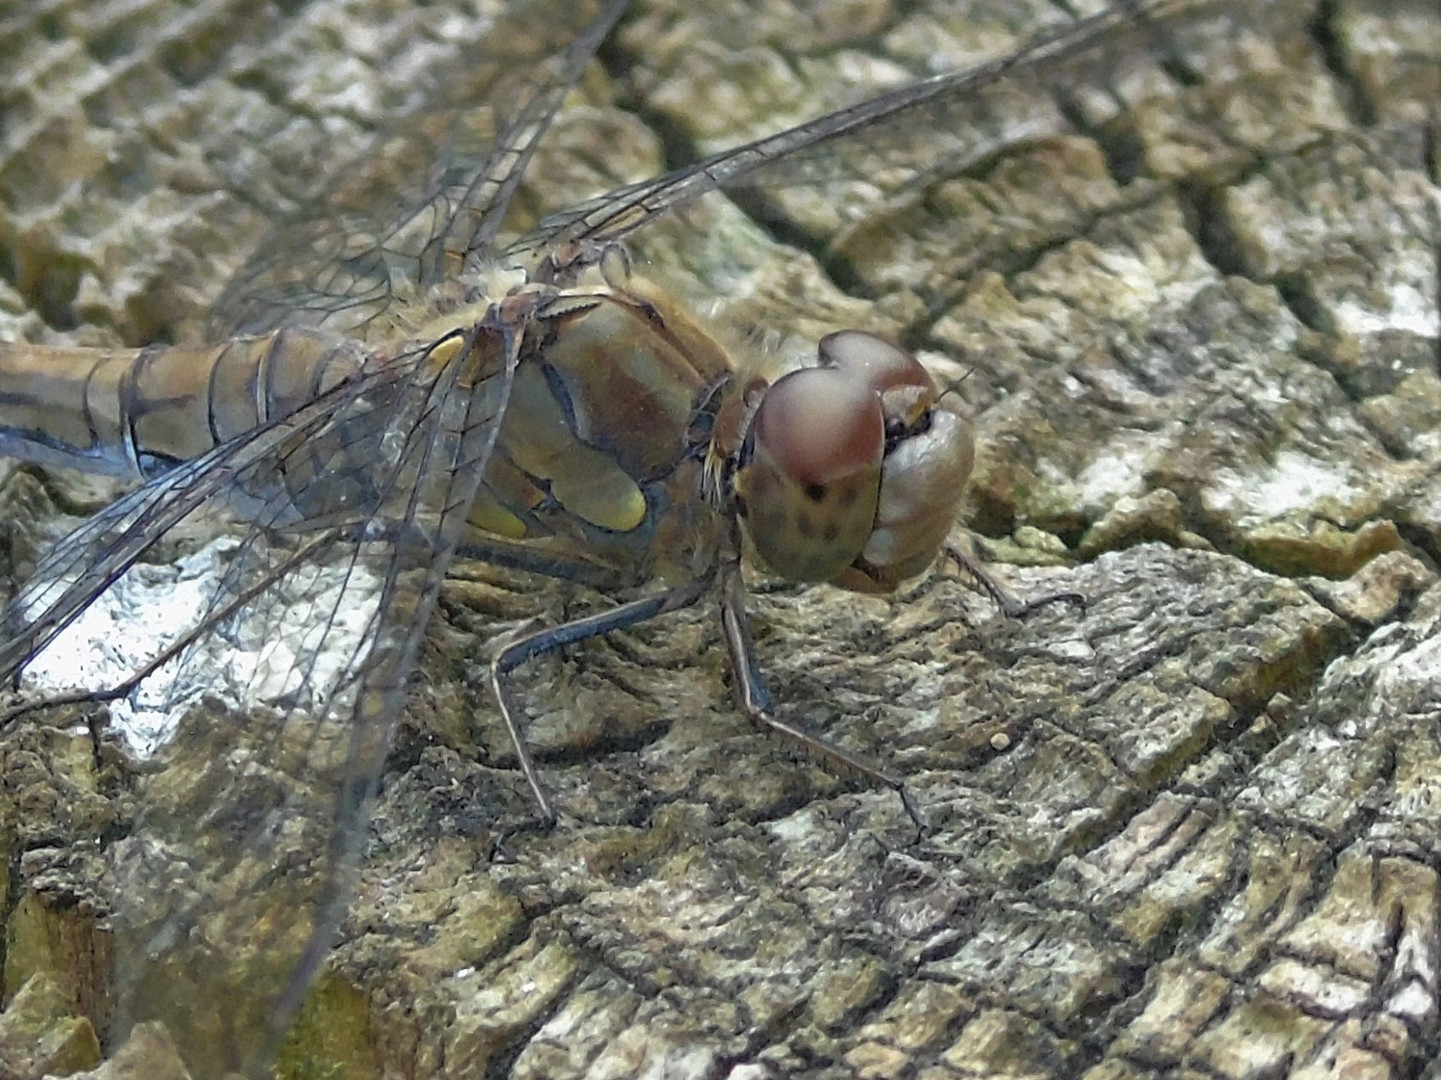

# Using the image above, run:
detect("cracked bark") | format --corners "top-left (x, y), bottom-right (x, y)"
top-left (0, 0), bottom-right (1438, 1077)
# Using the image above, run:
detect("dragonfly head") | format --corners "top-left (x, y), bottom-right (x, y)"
top-left (733, 330), bottom-right (974, 594)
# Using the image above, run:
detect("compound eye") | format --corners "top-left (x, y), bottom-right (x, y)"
top-left (817, 330), bottom-right (935, 425)
top-left (736, 367), bottom-right (886, 583)
top-left (752, 366), bottom-right (884, 487)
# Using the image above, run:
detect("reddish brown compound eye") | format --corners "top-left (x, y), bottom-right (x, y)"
top-left (751, 367), bottom-right (884, 487)
top-left (734, 367), bottom-right (886, 583)
top-left (811, 333), bottom-right (976, 594)
top-left (818, 330), bottom-right (936, 426)
top-left (818, 330), bottom-right (926, 389)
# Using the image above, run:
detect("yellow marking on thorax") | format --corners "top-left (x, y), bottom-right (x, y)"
top-left (413, 277), bottom-right (737, 546)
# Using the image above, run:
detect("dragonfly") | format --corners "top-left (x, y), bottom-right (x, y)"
top-left (0, 0), bottom-right (1285, 1073)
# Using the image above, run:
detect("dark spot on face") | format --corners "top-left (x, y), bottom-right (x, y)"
top-left (804, 482), bottom-right (827, 502)
top-left (822, 523), bottom-right (841, 543)
top-left (795, 513), bottom-right (814, 538)
top-left (836, 485), bottom-right (857, 509)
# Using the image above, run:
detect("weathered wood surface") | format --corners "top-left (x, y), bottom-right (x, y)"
top-left (0, 0), bottom-right (1438, 1076)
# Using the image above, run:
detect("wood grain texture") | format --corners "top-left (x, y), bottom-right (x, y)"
top-left (0, 1), bottom-right (1438, 1076)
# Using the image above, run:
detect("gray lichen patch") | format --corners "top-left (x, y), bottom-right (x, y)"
top-left (0, 972), bottom-right (103, 1078)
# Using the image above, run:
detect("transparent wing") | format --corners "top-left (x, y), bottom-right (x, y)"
top-left (504, 0), bottom-right (1273, 260)
top-left (208, 0), bottom-right (628, 339)
top-left (0, 322), bottom-right (520, 1075)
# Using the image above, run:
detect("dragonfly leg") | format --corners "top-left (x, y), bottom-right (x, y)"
top-left (490, 576), bottom-right (709, 822)
top-left (716, 560), bottom-right (926, 829)
top-left (943, 541), bottom-right (1085, 619)
top-left (455, 532), bottom-right (626, 590)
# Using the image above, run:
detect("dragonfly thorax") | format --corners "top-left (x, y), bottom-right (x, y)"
top-left (732, 330), bottom-right (974, 594)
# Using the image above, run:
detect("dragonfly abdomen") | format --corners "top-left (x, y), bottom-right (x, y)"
top-left (0, 327), bottom-right (365, 481)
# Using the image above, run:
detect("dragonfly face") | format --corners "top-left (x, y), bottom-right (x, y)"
top-left (733, 329), bottom-right (975, 592)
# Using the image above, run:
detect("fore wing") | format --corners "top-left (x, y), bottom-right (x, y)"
top-left (209, 0), bottom-right (629, 339)
top-left (2, 2), bottom-right (622, 1068)
top-left (504, 0), bottom-right (1287, 260)
top-left (1, 319), bottom-right (521, 1074)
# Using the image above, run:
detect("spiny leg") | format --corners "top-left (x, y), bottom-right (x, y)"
top-left (716, 559), bottom-right (925, 829)
top-left (490, 576), bottom-right (709, 822)
top-left (943, 541), bottom-right (1085, 619)
top-left (455, 532), bottom-right (624, 589)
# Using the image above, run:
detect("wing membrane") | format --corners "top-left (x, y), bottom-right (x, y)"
top-left (505, 0), bottom-right (1285, 258)
top-left (1, 321), bottom-right (520, 1073)
top-left (209, 0), bottom-right (628, 339)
